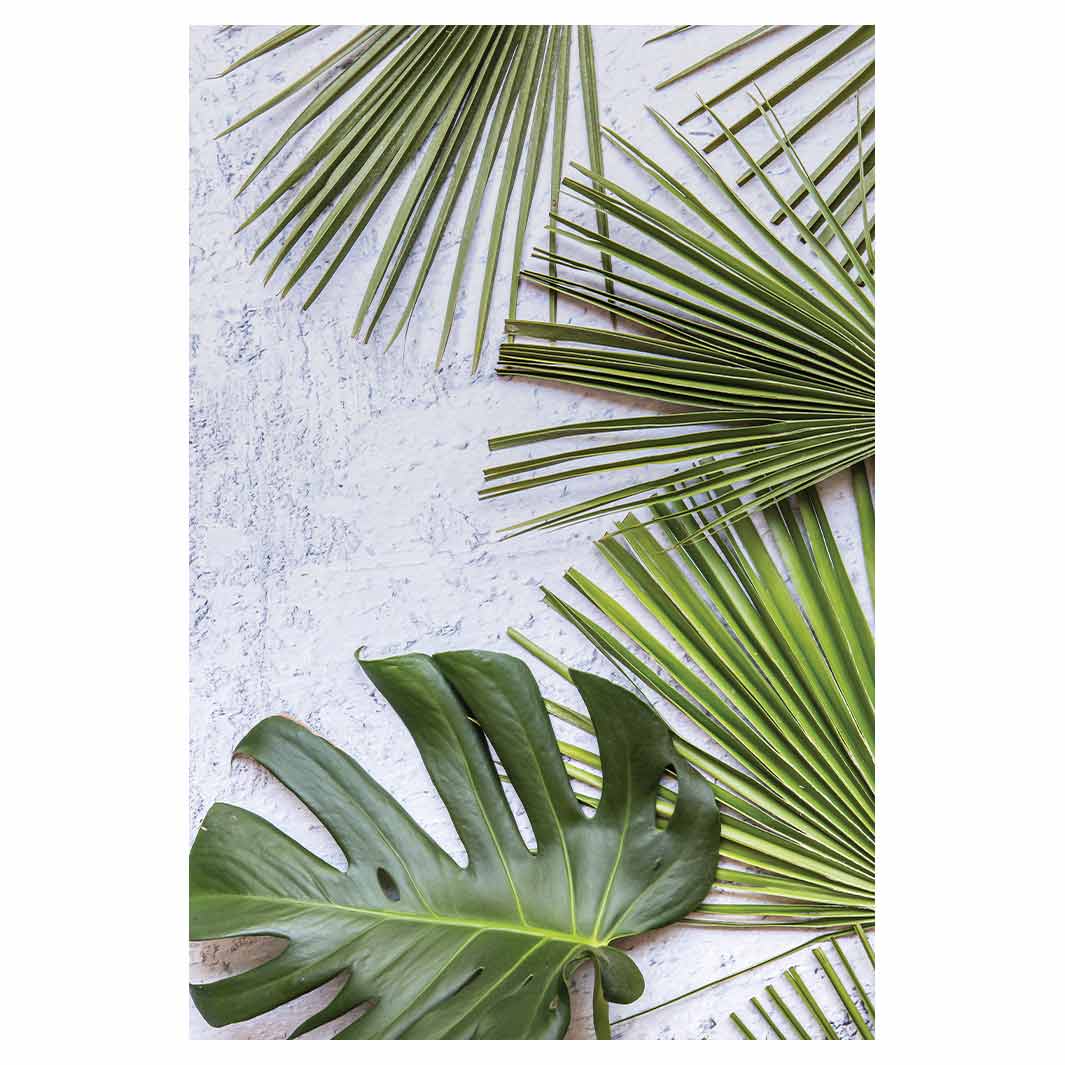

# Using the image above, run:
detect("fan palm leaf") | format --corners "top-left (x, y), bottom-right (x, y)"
top-left (508, 463), bottom-right (875, 932)
top-left (650, 24), bottom-right (874, 213)
top-left (729, 925), bottom-right (874, 1039)
top-left (608, 922), bottom-right (873, 1035)
top-left (482, 97), bottom-right (874, 536)
top-left (213, 25), bottom-right (610, 369)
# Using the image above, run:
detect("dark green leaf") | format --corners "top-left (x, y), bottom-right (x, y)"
top-left (190, 650), bottom-right (720, 1040)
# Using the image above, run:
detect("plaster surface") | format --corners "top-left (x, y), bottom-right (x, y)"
top-left (189, 24), bottom-right (874, 1040)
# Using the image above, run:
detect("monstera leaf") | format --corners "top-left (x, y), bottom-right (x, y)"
top-left (189, 651), bottom-right (720, 1039)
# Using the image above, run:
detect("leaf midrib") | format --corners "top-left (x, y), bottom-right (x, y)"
top-left (192, 891), bottom-right (607, 947)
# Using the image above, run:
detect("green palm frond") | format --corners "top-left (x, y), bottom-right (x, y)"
top-left (509, 462), bottom-right (875, 932)
top-left (213, 25), bottom-right (609, 369)
top-left (649, 24), bottom-right (874, 212)
top-left (482, 98), bottom-right (874, 536)
top-left (608, 923), bottom-right (872, 1034)
top-left (730, 926), bottom-right (875, 1039)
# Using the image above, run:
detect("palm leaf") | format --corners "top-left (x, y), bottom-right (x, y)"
top-left (606, 923), bottom-right (871, 1033)
top-left (482, 100), bottom-right (874, 536)
top-left (190, 650), bottom-right (719, 1040)
top-left (649, 25), bottom-right (874, 202)
top-left (213, 25), bottom-right (611, 369)
top-left (730, 926), bottom-right (874, 1039)
top-left (508, 463), bottom-right (874, 934)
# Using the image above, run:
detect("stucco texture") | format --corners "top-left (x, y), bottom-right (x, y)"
top-left (190, 24), bottom-right (874, 1039)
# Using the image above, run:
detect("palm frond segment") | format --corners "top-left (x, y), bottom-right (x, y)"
top-left (482, 104), bottom-right (874, 537)
top-left (648, 25), bottom-right (875, 195)
top-left (214, 25), bottom-right (609, 369)
top-left (730, 926), bottom-right (875, 1039)
top-left (509, 463), bottom-right (875, 931)
top-left (610, 924), bottom-right (873, 1032)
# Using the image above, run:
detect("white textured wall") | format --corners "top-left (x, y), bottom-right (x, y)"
top-left (190, 24), bottom-right (874, 1040)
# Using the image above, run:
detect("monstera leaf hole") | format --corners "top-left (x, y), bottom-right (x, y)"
top-left (299, 985), bottom-right (377, 1040)
top-left (500, 778), bottom-right (541, 852)
top-left (192, 940), bottom-right (378, 1040)
top-left (479, 719), bottom-right (542, 851)
top-left (656, 763), bottom-right (678, 831)
top-left (193, 934), bottom-right (288, 984)
top-left (376, 867), bottom-right (401, 902)
top-left (450, 968), bottom-right (485, 997)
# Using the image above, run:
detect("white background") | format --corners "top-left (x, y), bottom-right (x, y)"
top-left (2, 2), bottom-right (1059, 1059)
top-left (189, 23), bottom-right (873, 1040)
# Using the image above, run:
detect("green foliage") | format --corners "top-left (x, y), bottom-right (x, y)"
top-left (730, 925), bottom-right (875, 1039)
top-left (214, 25), bottom-right (610, 369)
top-left (482, 99), bottom-right (874, 535)
top-left (189, 651), bottom-right (720, 1039)
top-left (510, 463), bottom-right (875, 932)
top-left (650, 24), bottom-right (874, 211)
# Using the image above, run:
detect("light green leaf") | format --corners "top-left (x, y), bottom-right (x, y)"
top-left (511, 464), bottom-right (875, 933)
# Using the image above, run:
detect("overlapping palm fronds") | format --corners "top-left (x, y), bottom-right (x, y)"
top-left (509, 463), bottom-right (875, 932)
top-left (214, 25), bottom-right (609, 368)
top-left (608, 922), bottom-right (874, 1035)
top-left (650, 25), bottom-right (874, 217)
top-left (481, 97), bottom-right (874, 536)
top-left (729, 925), bottom-right (875, 1039)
